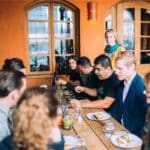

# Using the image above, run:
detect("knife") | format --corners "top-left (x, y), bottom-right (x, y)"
top-left (93, 114), bottom-right (105, 126)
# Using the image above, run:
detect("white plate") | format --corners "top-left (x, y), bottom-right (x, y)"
top-left (111, 131), bottom-right (143, 148)
top-left (64, 136), bottom-right (79, 150)
top-left (86, 111), bottom-right (111, 121)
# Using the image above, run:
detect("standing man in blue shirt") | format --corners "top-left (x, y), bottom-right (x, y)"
top-left (115, 51), bottom-right (148, 137)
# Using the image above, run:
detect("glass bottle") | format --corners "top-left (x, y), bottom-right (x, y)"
top-left (60, 40), bottom-right (63, 54)
top-left (59, 7), bottom-right (65, 20)
top-left (66, 40), bottom-right (69, 53)
top-left (69, 39), bottom-right (74, 54)
top-left (67, 20), bottom-right (70, 36)
top-left (52, 72), bottom-right (57, 92)
top-left (58, 63), bottom-right (62, 74)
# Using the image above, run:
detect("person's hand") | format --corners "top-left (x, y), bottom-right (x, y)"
top-left (73, 80), bottom-right (81, 86)
top-left (75, 86), bottom-right (85, 93)
top-left (144, 90), bottom-right (150, 104)
top-left (56, 79), bottom-right (67, 85)
top-left (70, 99), bottom-right (81, 108)
top-left (146, 92), bottom-right (150, 104)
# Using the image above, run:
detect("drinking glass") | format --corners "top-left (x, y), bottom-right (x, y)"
top-left (76, 136), bottom-right (87, 150)
top-left (76, 105), bottom-right (82, 123)
top-left (61, 103), bottom-right (69, 117)
top-left (103, 121), bottom-right (115, 138)
top-left (63, 114), bottom-right (73, 130)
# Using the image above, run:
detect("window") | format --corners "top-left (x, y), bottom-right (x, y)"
top-left (26, 0), bottom-right (80, 75)
top-left (105, 0), bottom-right (150, 75)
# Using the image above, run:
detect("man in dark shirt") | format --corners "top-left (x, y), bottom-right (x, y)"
top-left (56, 56), bottom-right (98, 100)
top-left (75, 56), bottom-right (99, 100)
top-left (70, 55), bottom-right (120, 114)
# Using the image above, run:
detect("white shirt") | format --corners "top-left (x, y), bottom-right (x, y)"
top-left (122, 72), bottom-right (136, 102)
top-left (121, 72), bottom-right (136, 125)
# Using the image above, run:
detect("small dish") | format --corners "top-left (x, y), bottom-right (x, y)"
top-left (64, 136), bottom-right (79, 150)
top-left (111, 131), bottom-right (143, 148)
top-left (86, 111), bottom-right (111, 121)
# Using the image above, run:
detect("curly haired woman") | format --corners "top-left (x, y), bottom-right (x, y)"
top-left (0, 87), bottom-right (64, 150)
top-left (15, 87), bottom-right (64, 150)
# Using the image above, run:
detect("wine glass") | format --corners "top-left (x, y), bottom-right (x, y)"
top-left (76, 136), bottom-right (87, 150)
top-left (76, 105), bottom-right (82, 123)
top-left (103, 121), bottom-right (115, 138)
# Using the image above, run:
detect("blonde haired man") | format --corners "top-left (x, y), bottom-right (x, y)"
top-left (115, 51), bottom-right (147, 137)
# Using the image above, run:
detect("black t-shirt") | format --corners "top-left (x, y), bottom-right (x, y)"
top-left (97, 72), bottom-right (120, 113)
top-left (76, 69), bottom-right (99, 100)
top-left (69, 70), bottom-right (82, 83)
top-left (97, 72), bottom-right (120, 99)
top-left (67, 69), bottom-right (99, 100)
top-left (80, 69), bottom-right (99, 88)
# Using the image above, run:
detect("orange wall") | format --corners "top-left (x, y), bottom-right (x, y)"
top-left (0, 0), bottom-right (118, 87)
top-left (68, 0), bottom-right (119, 63)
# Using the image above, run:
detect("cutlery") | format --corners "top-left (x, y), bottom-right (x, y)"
top-left (93, 114), bottom-right (105, 126)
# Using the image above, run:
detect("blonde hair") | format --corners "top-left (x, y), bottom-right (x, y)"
top-left (14, 87), bottom-right (58, 150)
top-left (105, 29), bottom-right (120, 44)
top-left (115, 51), bottom-right (135, 67)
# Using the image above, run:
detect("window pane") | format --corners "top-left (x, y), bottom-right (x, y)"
top-left (55, 39), bottom-right (74, 54)
top-left (53, 6), bottom-right (73, 21)
top-left (28, 22), bottom-right (48, 38)
top-left (123, 37), bottom-right (134, 50)
top-left (29, 39), bottom-right (49, 55)
top-left (55, 56), bottom-right (70, 74)
top-left (141, 52), bottom-right (150, 64)
top-left (141, 8), bottom-right (150, 21)
top-left (28, 6), bottom-right (48, 20)
top-left (30, 56), bottom-right (50, 72)
top-left (141, 23), bottom-right (150, 35)
top-left (123, 22), bottom-right (134, 36)
top-left (123, 8), bottom-right (135, 21)
top-left (141, 38), bottom-right (150, 50)
top-left (54, 22), bottom-right (73, 37)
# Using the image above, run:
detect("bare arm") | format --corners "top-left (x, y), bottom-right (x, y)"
top-left (70, 97), bottom-right (115, 109)
top-left (82, 97), bottom-right (115, 108)
top-left (75, 86), bottom-right (97, 97)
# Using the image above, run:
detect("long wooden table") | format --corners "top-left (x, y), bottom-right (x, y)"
top-left (62, 108), bottom-right (142, 150)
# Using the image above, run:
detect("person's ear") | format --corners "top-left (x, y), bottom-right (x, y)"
top-left (107, 66), bottom-right (111, 70)
top-left (10, 90), bottom-right (20, 103)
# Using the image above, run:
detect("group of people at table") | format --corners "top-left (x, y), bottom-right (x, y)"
top-left (0, 29), bottom-right (149, 150)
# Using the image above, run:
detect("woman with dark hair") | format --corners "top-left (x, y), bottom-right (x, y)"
top-left (67, 55), bottom-right (81, 83)
top-left (2, 58), bottom-right (26, 75)
top-left (57, 55), bottom-right (82, 86)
